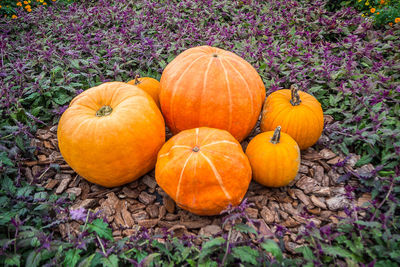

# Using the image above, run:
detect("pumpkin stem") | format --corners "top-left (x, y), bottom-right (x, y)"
top-left (96, 105), bottom-right (113, 117)
top-left (289, 84), bottom-right (302, 106)
top-left (192, 146), bottom-right (200, 152)
top-left (270, 126), bottom-right (281, 144)
top-left (134, 74), bottom-right (141, 85)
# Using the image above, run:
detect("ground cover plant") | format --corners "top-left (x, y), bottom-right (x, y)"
top-left (326, 0), bottom-right (400, 26)
top-left (0, 0), bottom-right (399, 266)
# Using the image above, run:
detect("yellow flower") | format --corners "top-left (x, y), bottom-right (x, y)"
top-left (395, 18), bottom-right (400, 23)
top-left (361, 14), bottom-right (365, 17)
top-left (43, 2), bottom-right (47, 5)
top-left (0, 5), bottom-right (2, 8)
top-left (365, 1), bottom-right (369, 5)
top-left (25, 5), bottom-right (31, 9)
top-left (24, 1), bottom-right (28, 4)
top-left (377, 12), bottom-right (380, 15)
top-left (17, 2), bottom-right (22, 6)
top-left (389, 22), bottom-right (393, 26)
top-left (12, 15), bottom-right (18, 19)
top-left (380, 0), bottom-right (385, 4)
top-left (27, 8), bottom-right (32, 12)
top-left (370, 8), bottom-right (376, 13)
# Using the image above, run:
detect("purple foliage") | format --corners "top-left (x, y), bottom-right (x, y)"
top-left (69, 207), bottom-right (87, 221)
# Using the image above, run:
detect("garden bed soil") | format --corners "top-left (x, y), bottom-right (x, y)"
top-left (25, 115), bottom-right (373, 255)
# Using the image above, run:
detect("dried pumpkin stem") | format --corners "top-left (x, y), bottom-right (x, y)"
top-left (192, 146), bottom-right (200, 152)
top-left (96, 105), bottom-right (113, 117)
top-left (270, 126), bottom-right (281, 144)
top-left (134, 74), bottom-right (141, 85)
top-left (289, 84), bottom-right (301, 106)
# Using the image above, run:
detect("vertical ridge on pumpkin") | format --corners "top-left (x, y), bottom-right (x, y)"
top-left (219, 58), bottom-right (233, 132)
top-left (176, 152), bottom-right (194, 201)
top-left (199, 58), bottom-right (214, 127)
top-left (169, 55), bottom-right (209, 133)
top-left (195, 127), bottom-right (199, 145)
top-left (199, 151), bottom-right (232, 200)
top-left (223, 57), bottom-right (255, 135)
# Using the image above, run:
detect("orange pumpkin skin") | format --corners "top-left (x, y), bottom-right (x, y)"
top-left (57, 82), bottom-right (165, 188)
top-left (155, 127), bottom-right (252, 215)
top-left (159, 46), bottom-right (266, 142)
top-left (127, 76), bottom-right (160, 108)
top-left (260, 86), bottom-right (323, 150)
top-left (246, 127), bottom-right (300, 187)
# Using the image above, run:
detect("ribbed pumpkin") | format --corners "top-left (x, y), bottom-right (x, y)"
top-left (246, 126), bottom-right (300, 187)
top-left (260, 85), bottom-right (324, 150)
top-left (155, 127), bottom-right (252, 215)
top-left (127, 75), bottom-right (160, 108)
top-left (159, 45), bottom-right (266, 142)
top-left (57, 82), bottom-right (165, 188)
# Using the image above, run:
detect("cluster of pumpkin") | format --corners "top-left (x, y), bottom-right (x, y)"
top-left (57, 46), bottom-right (323, 216)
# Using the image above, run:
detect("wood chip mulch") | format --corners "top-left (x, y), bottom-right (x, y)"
top-left (25, 116), bottom-right (374, 254)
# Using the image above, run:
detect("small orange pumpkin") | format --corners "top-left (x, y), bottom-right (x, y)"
top-left (260, 85), bottom-right (323, 150)
top-left (57, 82), bottom-right (165, 187)
top-left (155, 127), bottom-right (252, 215)
top-left (159, 45), bottom-right (265, 142)
top-left (246, 126), bottom-right (300, 187)
top-left (127, 75), bottom-right (160, 108)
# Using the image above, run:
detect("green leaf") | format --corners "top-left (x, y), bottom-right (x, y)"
top-left (199, 237), bottom-right (226, 261)
top-left (1, 177), bottom-right (16, 194)
top-left (64, 249), bottom-right (81, 267)
top-left (0, 152), bottom-right (13, 167)
top-left (53, 93), bottom-right (72, 105)
top-left (87, 219), bottom-right (113, 240)
top-left (261, 239), bottom-right (283, 262)
top-left (355, 154), bottom-right (372, 167)
top-left (25, 251), bottom-right (42, 267)
top-left (77, 254), bottom-right (96, 267)
top-left (16, 186), bottom-right (34, 198)
top-left (139, 253), bottom-right (160, 267)
top-left (295, 246), bottom-right (315, 261)
top-left (5, 254), bottom-right (20, 267)
top-left (202, 237), bottom-right (225, 250)
top-left (354, 220), bottom-right (382, 228)
top-left (322, 245), bottom-right (355, 259)
top-left (232, 246), bottom-right (259, 265)
top-left (100, 254), bottom-right (119, 267)
top-left (233, 223), bottom-right (258, 235)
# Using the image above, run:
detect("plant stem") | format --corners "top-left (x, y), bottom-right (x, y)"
top-left (221, 228), bottom-right (232, 266)
top-left (34, 166), bottom-right (51, 184)
top-left (97, 235), bottom-right (107, 256)
top-left (96, 105), bottom-right (113, 117)
top-left (270, 126), bottom-right (281, 144)
top-left (134, 74), bottom-right (141, 85)
top-left (370, 178), bottom-right (394, 222)
top-left (289, 84), bottom-right (301, 106)
top-left (0, 133), bottom-right (13, 140)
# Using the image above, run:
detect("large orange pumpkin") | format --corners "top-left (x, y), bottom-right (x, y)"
top-left (127, 75), bottom-right (160, 108)
top-left (246, 126), bottom-right (300, 187)
top-left (57, 82), bottom-right (165, 188)
top-left (155, 127), bottom-right (252, 215)
top-left (159, 46), bottom-right (266, 142)
top-left (260, 85), bottom-right (324, 150)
